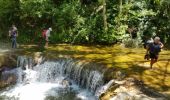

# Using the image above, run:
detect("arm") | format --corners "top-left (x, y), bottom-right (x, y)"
top-left (16, 28), bottom-right (18, 37)
top-left (9, 30), bottom-right (11, 36)
top-left (16, 31), bottom-right (18, 37)
top-left (159, 42), bottom-right (164, 48)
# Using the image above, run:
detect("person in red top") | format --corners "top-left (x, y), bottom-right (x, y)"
top-left (42, 27), bottom-right (52, 48)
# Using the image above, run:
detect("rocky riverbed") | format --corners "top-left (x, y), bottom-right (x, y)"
top-left (0, 42), bottom-right (169, 100)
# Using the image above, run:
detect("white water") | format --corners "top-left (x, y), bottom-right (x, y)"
top-left (0, 58), bottom-right (106, 100)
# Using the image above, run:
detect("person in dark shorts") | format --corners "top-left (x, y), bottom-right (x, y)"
top-left (145, 37), bottom-right (164, 69)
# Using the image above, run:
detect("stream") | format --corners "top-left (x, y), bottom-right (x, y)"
top-left (0, 54), bottom-right (166, 100)
top-left (0, 57), bottom-right (105, 100)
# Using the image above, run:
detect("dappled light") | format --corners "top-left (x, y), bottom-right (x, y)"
top-left (0, 0), bottom-right (170, 99)
top-left (12, 44), bottom-right (170, 93)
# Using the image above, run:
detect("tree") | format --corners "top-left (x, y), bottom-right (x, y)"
top-left (103, 0), bottom-right (108, 31)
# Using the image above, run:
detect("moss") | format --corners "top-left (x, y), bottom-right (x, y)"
top-left (1, 43), bottom-right (170, 94)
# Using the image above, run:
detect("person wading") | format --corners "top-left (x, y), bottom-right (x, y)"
top-left (9, 25), bottom-right (18, 48)
top-left (42, 27), bottom-right (52, 48)
top-left (145, 37), bottom-right (164, 69)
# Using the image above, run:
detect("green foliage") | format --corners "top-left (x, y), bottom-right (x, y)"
top-left (0, 0), bottom-right (169, 46)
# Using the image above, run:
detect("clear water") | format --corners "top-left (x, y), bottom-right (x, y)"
top-left (0, 82), bottom-right (96, 100)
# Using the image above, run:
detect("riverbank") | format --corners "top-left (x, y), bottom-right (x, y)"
top-left (0, 43), bottom-right (170, 99)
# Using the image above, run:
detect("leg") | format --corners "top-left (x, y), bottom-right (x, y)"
top-left (14, 37), bottom-right (17, 48)
top-left (46, 41), bottom-right (48, 47)
top-left (45, 41), bottom-right (48, 48)
top-left (45, 37), bottom-right (49, 48)
top-left (150, 58), bottom-right (154, 69)
top-left (150, 58), bottom-right (157, 69)
top-left (12, 38), bottom-right (15, 48)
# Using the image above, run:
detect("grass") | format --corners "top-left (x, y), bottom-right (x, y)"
top-left (1, 43), bottom-right (170, 94)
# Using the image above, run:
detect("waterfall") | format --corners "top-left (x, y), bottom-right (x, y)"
top-left (17, 56), bottom-right (34, 70)
top-left (0, 56), bottom-right (105, 100)
top-left (33, 59), bottom-right (104, 93)
top-left (1, 56), bottom-right (165, 100)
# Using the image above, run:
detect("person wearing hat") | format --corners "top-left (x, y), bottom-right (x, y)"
top-left (145, 36), bottom-right (164, 69)
top-left (45, 27), bottom-right (52, 48)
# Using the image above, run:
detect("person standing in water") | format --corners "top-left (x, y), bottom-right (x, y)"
top-left (9, 25), bottom-right (18, 48)
top-left (145, 37), bottom-right (164, 69)
top-left (44, 27), bottom-right (52, 48)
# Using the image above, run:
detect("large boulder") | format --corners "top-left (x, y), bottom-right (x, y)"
top-left (0, 67), bottom-right (17, 88)
top-left (99, 78), bottom-right (167, 100)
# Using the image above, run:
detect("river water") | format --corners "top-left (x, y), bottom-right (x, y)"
top-left (0, 58), bottom-right (105, 100)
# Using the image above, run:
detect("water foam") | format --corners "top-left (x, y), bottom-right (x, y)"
top-left (0, 58), bottom-right (101, 100)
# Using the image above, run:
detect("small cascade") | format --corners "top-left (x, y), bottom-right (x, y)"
top-left (61, 60), bottom-right (104, 92)
top-left (33, 59), bottom-right (104, 93)
top-left (16, 56), bottom-right (36, 83)
top-left (0, 56), bottom-right (106, 100)
top-left (17, 56), bottom-right (34, 70)
top-left (1, 56), bottom-right (164, 100)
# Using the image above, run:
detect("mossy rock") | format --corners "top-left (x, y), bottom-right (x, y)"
top-left (0, 54), bottom-right (17, 68)
top-left (0, 72), bottom-right (17, 89)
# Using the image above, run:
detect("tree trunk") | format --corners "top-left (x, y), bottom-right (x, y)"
top-left (103, 0), bottom-right (108, 31)
top-left (119, 0), bottom-right (122, 16)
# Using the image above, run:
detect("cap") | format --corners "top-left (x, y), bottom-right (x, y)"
top-left (49, 28), bottom-right (52, 31)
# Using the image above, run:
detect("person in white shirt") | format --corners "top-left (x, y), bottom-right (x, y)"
top-left (45, 27), bottom-right (52, 47)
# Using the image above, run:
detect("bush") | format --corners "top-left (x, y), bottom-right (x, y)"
top-left (122, 38), bottom-right (143, 48)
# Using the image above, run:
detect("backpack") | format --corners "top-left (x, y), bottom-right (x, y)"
top-left (42, 30), bottom-right (47, 38)
top-left (149, 43), bottom-right (161, 54)
top-left (143, 39), bottom-right (153, 49)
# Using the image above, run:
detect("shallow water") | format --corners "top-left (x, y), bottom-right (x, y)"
top-left (0, 82), bottom-right (96, 100)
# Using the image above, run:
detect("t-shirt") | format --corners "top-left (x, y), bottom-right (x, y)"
top-left (45, 30), bottom-right (51, 37)
top-left (149, 42), bottom-right (161, 55)
top-left (12, 27), bottom-right (17, 37)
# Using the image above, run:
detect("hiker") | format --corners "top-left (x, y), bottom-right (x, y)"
top-left (42, 27), bottom-right (52, 48)
top-left (145, 37), bottom-right (164, 69)
top-left (9, 25), bottom-right (18, 48)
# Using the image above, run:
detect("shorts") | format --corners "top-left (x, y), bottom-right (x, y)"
top-left (149, 52), bottom-right (158, 60)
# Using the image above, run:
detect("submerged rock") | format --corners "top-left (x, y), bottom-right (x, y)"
top-left (0, 69), bottom-right (17, 88)
top-left (61, 79), bottom-right (72, 88)
top-left (34, 52), bottom-right (45, 65)
top-left (17, 52), bottom-right (45, 70)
